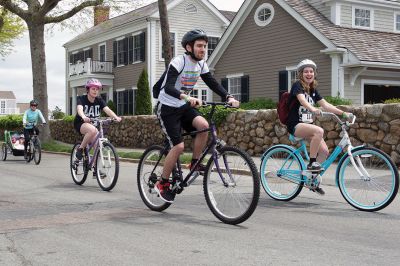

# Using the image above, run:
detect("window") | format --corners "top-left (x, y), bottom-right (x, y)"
top-left (115, 89), bottom-right (134, 115)
top-left (0, 100), bottom-right (5, 114)
top-left (161, 32), bottom-right (176, 59)
top-left (99, 44), bottom-right (106, 62)
top-left (185, 4), bottom-right (197, 13)
top-left (228, 77), bottom-right (242, 101)
top-left (83, 49), bottom-right (92, 61)
top-left (207, 37), bottom-right (220, 57)
top-left (254, 3), bottom-right (274, 27)
top-left (117, 39), bottom-right (127, 65)
top-left (192, 89), bottom-right (207, 101)
top-left (353, 7), bottom-right (372, 29)
top-left (396, 13), bottom-right (400, 32)
top-left (134, 33), bottom-right (145, 62)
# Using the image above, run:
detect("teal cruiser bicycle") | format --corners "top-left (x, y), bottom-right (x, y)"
top-left (260, 112), bottom-right (399, 212)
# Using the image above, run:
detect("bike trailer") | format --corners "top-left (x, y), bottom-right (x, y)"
top-left (4, 130), bottom-right (25, 156)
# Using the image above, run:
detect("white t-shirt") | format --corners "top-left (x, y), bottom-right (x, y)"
top-left (158, 54), bottom-right (209, 107)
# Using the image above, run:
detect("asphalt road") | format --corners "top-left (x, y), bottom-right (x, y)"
top-left (1, 153), bottom-right (400, 265)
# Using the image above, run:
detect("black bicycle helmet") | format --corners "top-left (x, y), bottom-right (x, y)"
top-left (30, 100), bottom-right (38, 106)
top-left (181, 29), bottom-right (208, 61)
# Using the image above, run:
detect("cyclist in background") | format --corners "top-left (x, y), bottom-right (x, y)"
top-left (23, 100), bottom-right (46, 159)
top-left (286, 59), bottom-right (353, 195)
top-left (73, 78), bottom-right (121, 161)
top-left (155, 29), bottom-right (239, 203)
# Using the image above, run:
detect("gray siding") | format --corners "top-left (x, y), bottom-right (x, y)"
top-left (213, 0), bottom-right (331, 102)
top-left (341, 4), bottom-right (352, 27)
top-left (306, 0), bottom-right (330, 20)
top-left (375, 9), bottom-right (395, 32)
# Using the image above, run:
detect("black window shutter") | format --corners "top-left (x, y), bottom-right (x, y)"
top-left (89, 48), bottom-right (93, 60)
top-left (113, 41), bottom-right (117, 67)
top-left (123, 38), bottom-right (129, 65)
top-left (140, 32), bottom-right (146, 62)
top-left (278, 70), bottom-right (289, 99)
top-left (128, 89), bottom-right (134, 115)
top-left (241, 75), bottom-right (249, 103)
top-left (221, 78), bottom-right (228, 101)
top-left (128, 36), bottom-right (133, 64)
top-left (69, 54), bottom-right (73, 64)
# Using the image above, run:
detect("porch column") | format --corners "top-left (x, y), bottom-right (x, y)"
top-left (108, 86), bottom-right (113, 102)
top-left (72, 87), bottom-right (77, 115)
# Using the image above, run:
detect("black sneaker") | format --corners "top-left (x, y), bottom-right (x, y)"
top-left (93, 170), bottom-right (107, 179)
top-left (76, 148), bottom-right (83, 160)
top-left (190, 162), bottom-right (206, 173)
top-left (307, 162), bottom-right (323, 172)
top-left (311, 186), bottom-right (325, 196)
top-left (154, 180), bottom-right (175, 203)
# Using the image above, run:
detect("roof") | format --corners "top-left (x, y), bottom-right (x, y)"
top-left (219, 10), bottom-right (237, 22)
top-left (0, 91), bottom-right (16, 99)
top-left (65, 0), bottom-right (232, 46)
top-left (286, 0), bottom-right (400, 65)
top-left (17, 103), bottom-right (30, 111)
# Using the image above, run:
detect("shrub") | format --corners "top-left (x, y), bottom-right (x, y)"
top-left (384, 98), bottom-right (400, 104)
top-left (324, 96), bottom-right (352, 106)
top-left (240, 98), bottom-right (277, 110)
top-left (135, 68), bottom-right (152, 115)
top-left (62, 115), bottom-right (75, 122)
top-left (51, 106), bottom-right (65, 119)
top-left (0, 114), bottom-right (23, 129)
top-left (101, 100), bottom-right (116, 117)
top-left (199, 105), bottom-right (237, 126)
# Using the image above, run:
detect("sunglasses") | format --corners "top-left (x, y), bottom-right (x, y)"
top-left (31, 105), bottom-right (38, 107)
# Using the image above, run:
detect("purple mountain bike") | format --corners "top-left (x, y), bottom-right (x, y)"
top-left (137, 102), bottom-right (260, 225)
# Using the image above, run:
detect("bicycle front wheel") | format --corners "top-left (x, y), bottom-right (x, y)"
top-left (33, 141), bottom-right (41, 165)
top-left (1, 143), bottom-right (7, 161)
top-left (26, 141), bottom-right (33, 163)
top-left (137, 145), bottom-right (171, 212)
top-left (260, 146), bottom-right (304, 201)
top-left (95, 142), bottom-right (119, 191)
top-left (338, 147), bottom-right (399, 211)
top-left (203, 146), bottom-right (260, 225)
top-left (70, 143), bottom-right (88, 185)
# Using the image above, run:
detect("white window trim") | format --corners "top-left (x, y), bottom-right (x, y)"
top-left (131, 31), bottom-right (145, 64)
top-left (254, 3), bottom-right (275, 27)
top-left (394, 12), bottom-right (400, 32)
top-left (226, 73), bottom-right (244, 79)
top-left (116, 88), bottom-right (126, 92)
top-left (115, 37), bottom-right (126, 67)
top-left (158, 30), bottom-right (177, 61)
top-left (185, 4), bottom-right (197, 14)
top-left (352, 5), bottom-right (374, 30)
top-left (98, 42), bottom-right (106, 62)
top-left (206, 35), bottom-right (220, 60)
top-left (360, 79), bottom-right (400, 105)
top-left (285, 66), bottom-right (297, 91)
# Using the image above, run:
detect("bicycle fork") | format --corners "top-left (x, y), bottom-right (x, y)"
top-left (347, 148), bottom-right (371, 181)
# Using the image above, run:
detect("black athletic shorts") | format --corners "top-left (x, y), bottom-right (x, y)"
top-left (156, 102), bottom-right (201, 147)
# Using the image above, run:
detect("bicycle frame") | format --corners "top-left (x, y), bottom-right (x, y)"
top-left (150, 103), bottom-right (235, 190)
top-left (84, 119), bottom-right (112, 169)
top-left (277, 112), bottom-right (368, 186)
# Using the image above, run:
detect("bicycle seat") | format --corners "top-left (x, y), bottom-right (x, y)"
top-left (289, 134), bottom-right (303, 143)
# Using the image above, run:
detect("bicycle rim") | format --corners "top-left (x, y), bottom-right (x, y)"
top-left (70, 143), bottom-right (88, 185)
top-left (96, 142), bottom-right (119, 191)
top-left (260, 146), bottom-right (303, 201)
top-left (33, 144), bottom-right (41, 165)
top-left (339, 147), bottom-right (399, 211)
top-left (203, 146), bottom-right (259, 225)
top-left (137, 145), bottom-right (170, 211)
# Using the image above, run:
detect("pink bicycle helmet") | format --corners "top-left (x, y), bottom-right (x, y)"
top-left (85, 78), bottom-right (102, 90)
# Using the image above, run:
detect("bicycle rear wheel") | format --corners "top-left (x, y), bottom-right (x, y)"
top-left (70, 143), bottom-right (88, 185)
top-left (260, 146), bottom-right (304, 201)
top-left (95, 142), bottom-right (119, 191)
top-left (137, 145), bottom-right (171, 211)
top-left (33, 140), bottom-right (41, 165)
top-left (338, 147), bottom-right (399, 211)
top-left (203, 146), bottom-right (260, 225)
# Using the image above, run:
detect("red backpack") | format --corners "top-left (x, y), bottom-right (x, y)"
top-left (277, 92), bottom-right (295, 125)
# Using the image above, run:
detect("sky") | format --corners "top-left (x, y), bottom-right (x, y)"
top-left (0, 0), bottom-right (244, 112)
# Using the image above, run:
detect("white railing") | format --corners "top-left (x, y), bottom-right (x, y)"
top-left (69, 58), bottom-right (113, 77)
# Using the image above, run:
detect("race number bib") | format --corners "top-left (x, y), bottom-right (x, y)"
top-left (302, 112), bottom-right (313, 123)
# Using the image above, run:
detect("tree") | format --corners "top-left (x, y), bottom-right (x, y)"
top-left (0, 7), bottom-right (24, 57)
top-left (158, 0), bottom-right (172, 68)
top-left (135, 68), bottom-right (152, 115)
top-left (51, 106), bottom-right (65, 119)
top-left (0, 0), bottom-right (146, 141)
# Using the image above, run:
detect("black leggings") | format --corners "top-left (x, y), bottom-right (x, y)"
top-left (23, 127), bottom-right (39, 151)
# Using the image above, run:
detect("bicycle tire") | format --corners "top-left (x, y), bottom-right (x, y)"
top-left (33, 140), bottom-right (41, 165)
top-left (25, 141), bottom-right (33, 163)
top-left (70, 143), bottom-right (88, 185)
top-left (337, 147), bottom-right (399, 212)
top-left (260, 145), bottom-right (304, 201)
top-left (203, 146), bottom-right (260, 225)
top-left (95, 142), bottom-right (119, 191)
top-left (137, 145), bottom-right (171, 212)
top-left (1, 143), bottom-right (7, 161)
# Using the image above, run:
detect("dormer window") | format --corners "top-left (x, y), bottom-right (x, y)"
top-left (395, 13), bottom-right (400, 32)
top-left (353, 6), bottom-right (373, 29)
top-left (185, 4), bottom-right (197, 14)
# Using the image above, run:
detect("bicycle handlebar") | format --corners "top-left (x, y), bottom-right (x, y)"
top-left (201, 101), bottom-right (239, 108)
top-left (321, 111), bottom-right (356, 126)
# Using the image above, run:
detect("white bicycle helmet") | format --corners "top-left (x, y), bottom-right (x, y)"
top-left (297, 59), bottom-right (317, 73)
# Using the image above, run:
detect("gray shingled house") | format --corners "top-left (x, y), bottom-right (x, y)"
top-left (64, 0), bottom-right (235, 115)
top-left (208, 0), bottom-right (400, 105)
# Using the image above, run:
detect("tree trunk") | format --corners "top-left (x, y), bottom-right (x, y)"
top-left (158, 0), bottom-right (172, 68)
top-left (27, 22), bottom-right (51, 142)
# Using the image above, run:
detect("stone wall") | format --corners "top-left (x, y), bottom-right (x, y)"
top-left (49, 103), bottom-right (400, 165)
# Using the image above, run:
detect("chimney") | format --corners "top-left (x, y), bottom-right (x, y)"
top-left (94, 6), bottom-right (110, 26)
